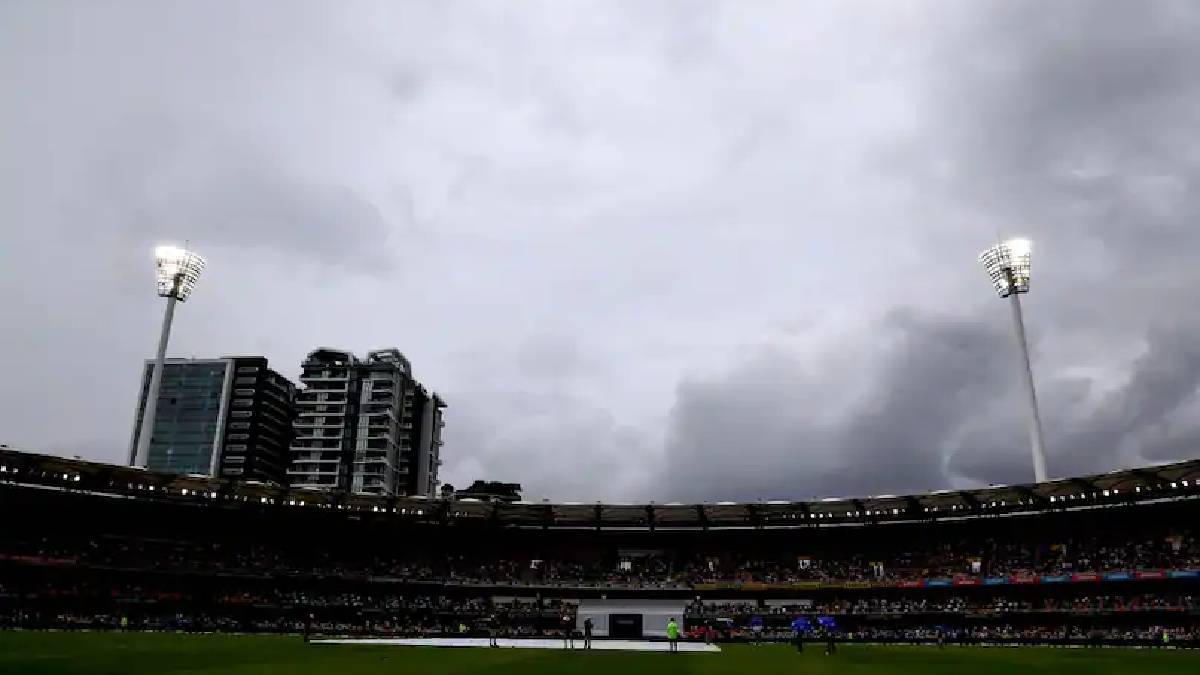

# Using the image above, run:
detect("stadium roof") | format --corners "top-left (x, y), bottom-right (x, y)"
top-left (0, 448), bottom-right (1197, 530)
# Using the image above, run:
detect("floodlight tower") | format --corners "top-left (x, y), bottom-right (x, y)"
top-left (979, 238), bottom-right (1047, 483)
top-left (132, 245), bottom-right (206, 469)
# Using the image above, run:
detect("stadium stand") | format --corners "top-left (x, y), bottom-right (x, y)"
top-left (1, 449), bottom-right (1198, 646)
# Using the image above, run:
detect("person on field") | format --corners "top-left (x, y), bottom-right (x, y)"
top-left (487, 614), bottom-right (499, 648)
top-left (790, 616), bottom-right (807, 653)
top-left (562, 614), bottom-right (575, 649)
top-left (749, 614), bottom-right (764, 645)
top-left (667, 617), bottom-right (680, 653)
top-left (583, 617), bottom-right (594, 649)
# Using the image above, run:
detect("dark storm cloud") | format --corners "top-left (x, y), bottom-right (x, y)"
top-left (81, 120), bottom-right (399, 272)
top-left (5, 1), bottom-right (1200, 503)
top-left (935, 0), bottom-right (1200, 477)
top-left (660, 310), bottom-right (1015, 502)
top-left (1053, 318), bottom-right (1200, 473)
top-left (654, 0), bottom-right (1200, 500)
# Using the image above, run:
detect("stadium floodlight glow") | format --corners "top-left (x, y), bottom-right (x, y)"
top-left (154, 245), bottom-right (206, 301)
top-left (979, 237), bottom-right (1048, 483)
top-left (979, 237), bottom-right (1031, 298)
top-left (132, 244), bottom-right (206, 470)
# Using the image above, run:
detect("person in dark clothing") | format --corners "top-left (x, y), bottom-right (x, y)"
top-left (562, 614), bottom-right (575, 649)
top-left (790, 617), bottom-right (807, 653)
top-left (825, 629), bottom-right (837, 655)
top-left (583, 617), bottom-right (594, 649)
top-left (488, 614), bottom-right (499, 648)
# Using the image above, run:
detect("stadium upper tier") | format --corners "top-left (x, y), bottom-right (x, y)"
top-left (0, 448), bottom-right (1197, 529)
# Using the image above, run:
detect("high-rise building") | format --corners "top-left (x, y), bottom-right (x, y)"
top-left (288, 348), bottom-right (446, 496)
top-left (127, 356), bottom-right (296, 484)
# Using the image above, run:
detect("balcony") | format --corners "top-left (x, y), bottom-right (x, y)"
top-left (289, 453), bottom-right (340, 463)
top-left (361, 406), bottom-right (395, 416)
top-left (297, 391), bottom-right (341, 402)
top-left (290, 468), bottom-right (338, 480)
top-left (302, 382), bottom-right (349, 392)
top-left (297, 410), bottom-right (346, 420)
top-left (302, 370), bottom-right (349, 381)
top-left (290, 439), bottom-right (342, 450)
top-left (293, 421), bottom-right (341, 431)
top-left (289, 476), bottom-right (339, 487)
top-left (296, 413), bottom-right (344, 422)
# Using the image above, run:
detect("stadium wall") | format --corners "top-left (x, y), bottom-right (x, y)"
top-left (575, 599), bottom-right (688, 637)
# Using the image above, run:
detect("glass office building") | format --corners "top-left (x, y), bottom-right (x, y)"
top-left (128, 357), bottom-right (295, 482)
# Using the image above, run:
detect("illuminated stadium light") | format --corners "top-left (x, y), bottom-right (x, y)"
top-left (979, 237), bottom-right (1048, 483)
top-left (154, 245), bottom-right (206, 301)
top-left (132, 244), bottom-right (207, 470)
top-left (979, 238), bottom-right (1031, 298)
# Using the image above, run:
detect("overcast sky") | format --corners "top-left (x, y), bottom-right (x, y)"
top-left (2, 0), bottom-right (1199, 502)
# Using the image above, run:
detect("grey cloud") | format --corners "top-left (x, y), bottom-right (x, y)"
top-left (442, 388), bottom-right (648, 501)
top-left (6, 1), bottom-right (1200, 505)
top-left (662, 305), bottom-right (1200, 502)
top-left (653, 0), bottom-right (1200, 500)
top-left (516, 334), bottom-right (587, 381)
top-left (89, 124), bottom-right (399, 272)
top-left (659, 311), bottom-right (1016, 502)
top-left (1053, 318), bottom-right (1200, 475)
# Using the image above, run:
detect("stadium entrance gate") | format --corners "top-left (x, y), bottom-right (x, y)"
top-left (575, 599), bottom-right (688, 638)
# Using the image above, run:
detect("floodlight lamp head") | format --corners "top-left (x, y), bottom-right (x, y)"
top-left (154, 245), bottom-right (206, 301)
top-left (979, 238), bottom-right (1032, 298)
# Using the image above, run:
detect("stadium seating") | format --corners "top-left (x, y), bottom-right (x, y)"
top-left (1, 449), bottom-right (1198, 646)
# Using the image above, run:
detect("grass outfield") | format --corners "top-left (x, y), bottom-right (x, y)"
top-left (1, 632), bottom-right (1198, 675)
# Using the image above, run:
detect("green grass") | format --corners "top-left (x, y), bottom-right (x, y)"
top-left (0, 632), bottom-right (1197, 675)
